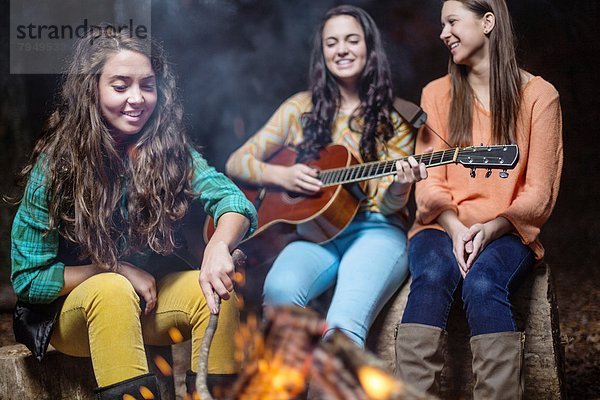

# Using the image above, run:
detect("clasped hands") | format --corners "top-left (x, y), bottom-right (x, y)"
top-left (448, 217), bottom-right (512, 278)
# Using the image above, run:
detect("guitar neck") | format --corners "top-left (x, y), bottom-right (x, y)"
top-left (319, 148), bottom-right (461, 187)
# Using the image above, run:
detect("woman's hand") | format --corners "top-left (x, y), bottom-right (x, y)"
top-left (200, 212), bottom-right (249, 314)
top-left (389, 156), bottom-right (428, 196)
top-left (438, 210), bottom-right (471, 278)
top-left (439, 212), bottom-right (514, 277)
top-left (462, 217), bottom-right (514, 270)
top-left (199, 240), bottom-right (236, 314)
top-left (266, 163), bottom-right (322, 194)
top-left (117, 261), bottom-right (157, 315)
top-left (450, 225), bottom-right (473, 278)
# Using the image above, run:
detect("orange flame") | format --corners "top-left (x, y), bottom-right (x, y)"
top-left (139, 385), bottom-right (156, 399)
top-left (153, 355), bottom-right (173, 377)
top-left (357, 365), bottom-right (404, 400)
top-left (236, 293), bottom-right (246, 309)
top-left (122, 385), bottom-right (156, 399)
top-left (238, 355), bottom-right (307, 399)
top-left (168, 327), bottom-right (184, 343)
top-left (234, 271), bottom-right (246, 286)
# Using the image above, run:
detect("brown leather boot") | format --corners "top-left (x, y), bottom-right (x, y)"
top-left (470, 331), bottom-right (525, 400)
top-left (394, 323), bottom-right (447, 396)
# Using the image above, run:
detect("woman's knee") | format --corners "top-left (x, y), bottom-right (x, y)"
top-left (263, 277), bottom-right (300, 306)
top-left (81, 273), bottom-right (139, 309)
top-left (218, 295), bottom-right (239, 320)
top-left (410, 261), bottom-right (455, 291)
top-left (408, 231), bottom-right (455, 285)
top-left (462, 270), bottom-right (500, 303)
top-left (263, 259), bottom-right (311, 306)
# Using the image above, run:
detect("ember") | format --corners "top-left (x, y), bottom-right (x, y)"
top-left (358, 366), bottom-right (404, 400)
top-left (168, 327), bottom-right (185, 344)
top-left (153, 355), bottom-right (173, 377)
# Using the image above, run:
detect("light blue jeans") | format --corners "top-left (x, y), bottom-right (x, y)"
top-left (263, 212), bottom-right (409, 347)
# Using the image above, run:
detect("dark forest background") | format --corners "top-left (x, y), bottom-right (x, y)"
top-left (1, 0), bottom-right (598, 397)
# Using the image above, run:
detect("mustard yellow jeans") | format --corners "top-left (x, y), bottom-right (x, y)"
top-left (50, 271), bottom-right (238, 387)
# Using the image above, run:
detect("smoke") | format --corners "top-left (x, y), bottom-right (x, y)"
top-left (150, 0), bottom-right (443, 168)
top-left (7, 0), bottom-right (445, 168)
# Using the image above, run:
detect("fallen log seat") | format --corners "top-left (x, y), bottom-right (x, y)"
top-left (0, 264), bottom-right (565, 399)
top-left (0, 344), bottom-right (95, 400)
top-left (0, 344), bottom-right (179, 400)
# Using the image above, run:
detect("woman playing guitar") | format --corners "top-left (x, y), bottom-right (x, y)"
top-left (226, 5), bottom-right (427, 347)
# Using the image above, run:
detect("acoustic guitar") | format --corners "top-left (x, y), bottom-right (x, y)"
top-left (204, 144), bottom-right (518, 262)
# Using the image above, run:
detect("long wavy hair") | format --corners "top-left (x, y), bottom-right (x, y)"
top-left (296, 5), bottom-right (396, 163)
top-left (17, 25), bottom-right (194, 270)
top-left (446, 0), bottom-right (522, 146)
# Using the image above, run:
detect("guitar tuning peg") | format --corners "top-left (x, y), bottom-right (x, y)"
top-left (499, 169), bottom-right (509, 179)
top-left (470, 167), bottom-right (476, 178)
top-left (485, 168), bottom-right (492, 178)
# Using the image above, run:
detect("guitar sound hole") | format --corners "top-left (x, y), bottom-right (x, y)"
top-left (281, 191), bottom-right (313, 204)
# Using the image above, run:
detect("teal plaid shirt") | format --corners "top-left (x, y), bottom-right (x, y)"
top-left (11, 148), bottom-right (257, 304)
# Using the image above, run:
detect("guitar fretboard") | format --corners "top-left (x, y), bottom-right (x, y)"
top-left (318, 149), bottom-right (459, 187)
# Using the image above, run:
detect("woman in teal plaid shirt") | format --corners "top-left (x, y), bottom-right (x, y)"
top-left (10, 26), bottom-right (256, 399)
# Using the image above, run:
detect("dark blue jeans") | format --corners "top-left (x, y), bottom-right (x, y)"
top-left (402, 229), bottom-right (535, 336)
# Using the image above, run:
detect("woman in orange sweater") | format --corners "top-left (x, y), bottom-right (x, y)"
top-left (394, 1), bottom-right (563, 399)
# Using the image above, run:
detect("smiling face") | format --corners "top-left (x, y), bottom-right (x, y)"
top-left (440, 1), bottom-right (489, 68)
top-left (322, 15), bottom-right (367, 88)
top-left (98, 50), bottom-right (157, 140)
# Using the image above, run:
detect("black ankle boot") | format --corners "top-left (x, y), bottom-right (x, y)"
top-left (185, 370), bottom-right (237, 398)
top-left (185, 370), bottom-right (197, 397)
top-left (94, 373), bottom-right (161, 400)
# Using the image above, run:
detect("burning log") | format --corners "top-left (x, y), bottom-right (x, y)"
top-left (230, 306), bottom-right (437, 400)
top-left (230, 306), bottom-right (327, 399)
top-left (195, 250), bottom-right (438, 400)
top-left (314, 331), bottom-right (436, 400)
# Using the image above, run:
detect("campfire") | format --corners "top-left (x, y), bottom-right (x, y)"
top-left (222, 306), bottom-right (434, 400)
top-left (155, 250), bottom-right (436, 400)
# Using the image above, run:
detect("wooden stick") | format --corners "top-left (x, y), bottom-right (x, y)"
top-left (196, 249), bottom-right (246, 400)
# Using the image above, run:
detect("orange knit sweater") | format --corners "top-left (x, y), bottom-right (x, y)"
top-left (409, 75), bottom-right (563, 260)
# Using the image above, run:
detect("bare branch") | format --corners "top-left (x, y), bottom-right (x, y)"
top-left (196, 249), bottom-right (247, 400)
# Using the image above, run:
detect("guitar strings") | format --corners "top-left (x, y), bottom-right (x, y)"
top-left (319, 147), bottom-right (511, 186)
top-left (424, 122), bottom-right (454, 149)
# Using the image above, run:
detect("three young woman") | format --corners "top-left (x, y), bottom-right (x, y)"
top-left (11, 2), bottom-right (563, 399)
top-left (10, 27), bottom-right (257, 399)
top-left (226, 5), bottom-right (427, 347)
top-left (394, 1), bottom-right (563, 399)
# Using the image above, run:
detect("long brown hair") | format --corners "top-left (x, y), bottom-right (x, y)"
top-left (18, 25), bottom-right (193, 269)
top-left (446, 0), bottom-right (521, 146)
top-left (297, 5), bottom-right (396, 163)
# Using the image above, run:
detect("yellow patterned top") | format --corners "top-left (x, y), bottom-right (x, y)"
top-left (226, 91), bottom-right (416, 223)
